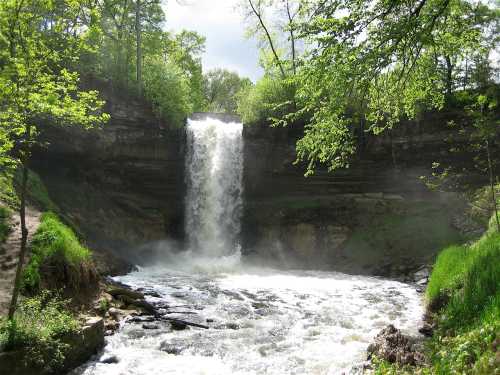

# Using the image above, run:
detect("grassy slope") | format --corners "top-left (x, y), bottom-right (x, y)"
top-left (22, 212), bottom-right (92, 291)
top-left (374, 219), bottom-right (500, 374)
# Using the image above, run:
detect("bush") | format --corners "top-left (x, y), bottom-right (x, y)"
top-left (0, 291), bottom-right (79, 372)
top-left (237, 76), bottom-right (294, 124)
top-left (23, 212), bottom-right (92, 292)
top-left (143, 56), bottom-right (193, 128)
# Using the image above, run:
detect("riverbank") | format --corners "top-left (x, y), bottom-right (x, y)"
top-left (370, 212), bottom-right (500, 374)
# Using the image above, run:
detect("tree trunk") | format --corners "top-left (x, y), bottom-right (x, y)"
top-left (247, 0), bottom-right (286, 79)
top-left (135, 0), bottom-right (142, 96)
top-left (486, 140), bottom-right (500, 232)
top-left (8, 125), bottom-right (31, 320)
top-left (445, 55), bottom-right (453, 98)
top-left (285, 0), bottom-right (296, 75)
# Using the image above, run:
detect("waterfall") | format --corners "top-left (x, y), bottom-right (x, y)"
top-left (185, 115), bottom-right (244, 257)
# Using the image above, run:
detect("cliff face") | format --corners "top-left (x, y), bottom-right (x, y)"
top-left (32, 95), bottom-right (488, 274)
top-left (241, 113), bottom-right (487, 275)
top-left (32, 90), bottom-right (186, 261)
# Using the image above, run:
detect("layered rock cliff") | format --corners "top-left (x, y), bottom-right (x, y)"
top-left (31, 88), bottom-right (185, 262)
top-left (31, 93), bottom-right (492, 274)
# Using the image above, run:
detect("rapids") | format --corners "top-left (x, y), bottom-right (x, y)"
top-left (74, 262), bottom-right (423, 374)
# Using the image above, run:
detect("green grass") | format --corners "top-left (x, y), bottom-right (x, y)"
top-left (22, 212), bottom-right (91, 291)
top-left (427, 232), bottom-right (500, 329)
top-left (374, 218), bottom-right (500, 374)
top-left (0, 205), bottom-right (11, 243)
top-left (0, 291), bottom-right (79, 372)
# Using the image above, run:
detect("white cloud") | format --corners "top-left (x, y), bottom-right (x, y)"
top-left (163, 0), bottom-right (263, 81)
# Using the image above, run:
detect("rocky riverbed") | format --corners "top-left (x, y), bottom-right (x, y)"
top-left (72, 257), bottom-right (425, 375)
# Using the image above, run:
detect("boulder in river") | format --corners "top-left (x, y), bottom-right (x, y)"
top-left (367, 325), bottom-right (425, 366)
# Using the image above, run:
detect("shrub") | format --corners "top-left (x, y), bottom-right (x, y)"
top-left (23, 212), bottom-right (92, 292)
top-left (0, 291), bottom-right (79, 372)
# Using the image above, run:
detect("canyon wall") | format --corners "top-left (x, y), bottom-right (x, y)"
top-left (32, 93), bottom-right (489, 273)
top-left (32, 89), bottom-right (186, 262)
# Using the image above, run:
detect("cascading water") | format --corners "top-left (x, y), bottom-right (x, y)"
top-left (184, 117), bottom-right (243, 257)
top-left (74, 115), bottom-right (423, 375)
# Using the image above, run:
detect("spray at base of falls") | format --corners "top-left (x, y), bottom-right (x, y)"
top-left (185, 116), bottom-right (244, 259)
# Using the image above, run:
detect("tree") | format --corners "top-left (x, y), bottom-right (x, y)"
top-left (164, 30), bottom-right (207, 111)
top-left (204, 69), bottom-right (252, 114)
top-left (0, 0), bottom-right (109, 319)
top-left (290, 0), bottom-right (499, 175)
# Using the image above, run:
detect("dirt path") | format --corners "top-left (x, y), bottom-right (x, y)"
top-left (0, 206), bottom-right (41, 317)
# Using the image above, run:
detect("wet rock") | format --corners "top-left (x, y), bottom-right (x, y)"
top-left (418, 322), bottom-right (434, 337)
top-left (159, 340), bottom-right (187, 355)
top-left (100, 354), bottom-right (119, 364)
top-left (225, 322), bottom-right (240, 330)
top-left (108, 307), bottom-right (121, 319)
top-left (142, 323), bottom-right (159, 330)
top-left (367, 325), bottom-right (425, 366)
top-left (128, 316), bottom-right (156, 323)
top-left (105, 320), bottom-right (120, 332)
top-left (170, 320), bottom-right (188, 330)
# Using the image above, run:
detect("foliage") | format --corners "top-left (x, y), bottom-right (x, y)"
top-left (204, 68), bottom-right (252, 114)
top-left (165, 30), bottom-right (207, 112)
top-left (243, 0), bottom-right (499, 175)
top-left (0, 205), bottom-right (11, 243)
top-left (22, 212), bottom-right (91, 291)
top-left (0, 291), bottom-right (79, 372)
top-left (142, 56), bottom-right (193, 128)
top-left (0, 169), bottom-right (19, 208)
top-left (237, 75), bottom-right (295, 124)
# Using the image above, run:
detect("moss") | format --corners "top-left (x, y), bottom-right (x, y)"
top-left (344, 202), bottom-right (463, 266)
top-left (22, 212), bottom-right (92, 292)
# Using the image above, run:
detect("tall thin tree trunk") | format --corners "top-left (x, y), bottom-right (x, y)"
top-left (247, 0), bottom-right (286, 79)
top-left (8, 125), bottom-right (31, 320)
top-left (285, 0), bottom-right (296, 76)
top-left (486, 139), bottom-right (500, 232)
top-left (445, 55), bottom-right (453, 98)
top-left (135, 0), bottom-right (142, 96)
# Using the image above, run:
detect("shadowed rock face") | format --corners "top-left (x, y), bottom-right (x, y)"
top-left (31, 89), bottom-right (186, 262)
top-left (241, 114), bottom-right (495, 275)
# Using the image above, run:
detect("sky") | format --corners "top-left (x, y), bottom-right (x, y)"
top-left (163, 0), bottom-right (264, 82)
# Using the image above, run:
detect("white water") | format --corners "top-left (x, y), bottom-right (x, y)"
top-left (74, 115), bottom-right (424, 374)
top-left (184, 117), bottom-right (243, 257)
top-left (74, 265), bottom-right (423, 375)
